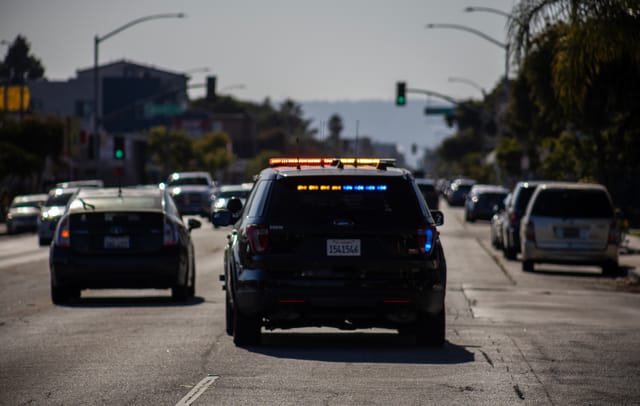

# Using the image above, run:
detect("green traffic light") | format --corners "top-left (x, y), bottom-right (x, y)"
top-left (397, 96), bottom-right (406, 105)
top-left (115, 149), bottom-right (124, 159)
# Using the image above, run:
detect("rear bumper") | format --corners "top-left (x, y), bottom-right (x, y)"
top-left (521, 242), bottom-right (618, 265)
top-left (50, 247), bottom-right (185, 289)
top-left (232, 266), bottom-right (446, 329)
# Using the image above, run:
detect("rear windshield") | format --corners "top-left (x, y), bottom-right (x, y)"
top-left (477, 192), bottom-right (509, 209)
top-left (45, 193), bottom-right (74, 207)
top-left (266, 177), bottom-right (424, 225)
top-left (514, 187), bottom-right (537, 211)
top-left (168, 178), bottom-right (209, 186)
top-left (69, 196), bottom-right (161, 211)
top-left (530, 189), bottom-right (613, 218)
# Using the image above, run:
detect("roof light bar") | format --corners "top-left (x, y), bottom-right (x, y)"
top-left (269, 157), bottom-right (396, 168)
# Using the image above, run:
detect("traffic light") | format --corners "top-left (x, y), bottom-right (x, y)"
top-left (113, 136), bottom-right (125, 160)
top-left (395, 81), bottom-right (406, 106)
top-left (206, 76), bottom-right (217, 101)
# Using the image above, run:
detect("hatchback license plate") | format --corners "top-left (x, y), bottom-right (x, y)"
top-left (104, 235), bottom-right (130, 249)
top-left (562, 227), bottom-right (579, 238)
top-left (327, 239), bottom-right (361, 256)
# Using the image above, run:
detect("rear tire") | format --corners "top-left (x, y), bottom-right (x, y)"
top-left (602, 261), bottom-right (619, 276)
top-left (39, 237), bottom-right (51, 246)
top-left (225, 291), bottom-right (234, 336)
top-left (522, 260), bottom-right (534, 272)
top-left (187, 262), bottom-right (196, 298)
top-left (415, 309), bottom-right (445, 347)
top-left (51, 285), bottom-right (79, 304)
top-left (233, 306), bottom-right (261, 346)
top-left (172, 284), bottom-right (189, 301)
top-left (504, 243), bottom-right (517, 260)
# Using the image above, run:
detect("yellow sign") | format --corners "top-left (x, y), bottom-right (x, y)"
top-left (0, 85), bottom-right (30, 111)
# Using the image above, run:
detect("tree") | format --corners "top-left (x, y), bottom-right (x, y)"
top-left (146, 127), bottom-right (195, 176)
top-left (508, 0), bottom-right (640, 224)
top-left (193, 131), bottom-right (232, 176)
top-left (0, 35), bottom-right (45, 83)
top-left (327, 113), bottom-right (343, 155)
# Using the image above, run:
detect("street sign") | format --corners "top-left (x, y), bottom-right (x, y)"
top-left (424, 106), bottom-right (456, 115)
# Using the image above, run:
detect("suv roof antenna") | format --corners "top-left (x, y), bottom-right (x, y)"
top-left (354, 120), bottom-right (359, 167)
top-left (295, 135), bottom-right (301, 170)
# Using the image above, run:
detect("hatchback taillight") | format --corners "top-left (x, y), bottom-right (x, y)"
top-left (247, 224), bottom-right (269, 254)
top-left (417, 225), bottom-right (437, 254)
top-left (608, 220), bottom-right (619, 244)
top-left (55, 216), bottom-right (71, 247)
top-left (163, 216), bottom-right (179, 246)
top-left (524, 221), bottom-right (535, 242)
top-left (510, 212), bottom-right (519, 227)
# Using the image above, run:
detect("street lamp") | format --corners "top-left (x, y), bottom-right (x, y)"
top-left (425, 23), bottom-right (509, 102)
top-left (448, 77), bottom-right (486, 98)
top-left (464, 6), bottom-right (512, 19)
top-left (93, 12), bottom-right (185, 160)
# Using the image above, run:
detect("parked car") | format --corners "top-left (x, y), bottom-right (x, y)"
top-left (415, 178), bottom-right (439, 209)
top-left (38, 187), bottom-right (79, 246)
top-left (6, 193), bottom-right (48, 234)
top-left (490, 193), bottom-right (511, 249)
top-left (500, 180), bottom-right (547, 260)
top-left (464, 185), bottom-right (510, 222)
top-left (166, 171), bottom-right (216, 217)
top-left (210, 183), bottom-right (254, 227)
top-left (446, 178), bottom-right (476, 206)
top-left (216, 157), bottom-right (447, 347)
top-left (49, 186), bottom-right (201, 304)
top-left (55, 179), bottom-right (104, 188)
top-left (520, 182), bottom-right (619, 274)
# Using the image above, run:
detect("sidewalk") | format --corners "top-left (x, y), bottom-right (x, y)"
top-left (620, 232), bottom-right (640, 281)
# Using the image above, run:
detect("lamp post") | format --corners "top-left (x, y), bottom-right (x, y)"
top-left (93, 12), bottom-right (185, 160)
top-left (463, 6), bottom-right (512, 19)
top-left (448, 77), bottom-right (486, 98)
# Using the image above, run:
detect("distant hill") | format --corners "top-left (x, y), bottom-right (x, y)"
top-left (299, 100), bottom-right (456, 168)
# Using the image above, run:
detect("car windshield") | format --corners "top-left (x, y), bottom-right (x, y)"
top-left (218, 190), bottom-right (251, 199)
top-left (45, 193), bottom-right (74, 207)
top-left (11, 200), bottom-right (42, 209)
top-left (266, 177), bottom-right (424, 226)
top-left (531, 189), bottom-right (613, 218)
top-left (168, 178), bottom-right (209, 186)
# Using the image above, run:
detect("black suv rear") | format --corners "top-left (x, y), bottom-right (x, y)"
top-left (215, 158), bottom-right (447, 346)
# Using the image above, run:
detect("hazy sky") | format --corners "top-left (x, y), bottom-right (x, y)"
top-left (1, 0), bottom-right (517, 103)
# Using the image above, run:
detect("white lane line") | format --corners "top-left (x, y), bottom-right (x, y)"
top-left (176, 375), bottom-right (219, 406)
top-left (0, 250), bottom-right (49, 269)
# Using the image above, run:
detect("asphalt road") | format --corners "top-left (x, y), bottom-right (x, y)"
top-left (0, 204), bottom-right (639, 405)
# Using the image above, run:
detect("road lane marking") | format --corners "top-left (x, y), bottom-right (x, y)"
top-left (175, 375), bottom-right (219, 406)
top-left (0, 250), bottom-right (49, 269)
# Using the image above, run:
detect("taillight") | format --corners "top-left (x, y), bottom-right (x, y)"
top-left (509, 212), bottom-right (519, 227)
top-left (55, 216), bottom-right (71, 247)
top-left (524, 221), bottom-right (535, 242)
top-left (608, 220), bottom-right (618, 244)
top-left (163, 216), bottom-right (179, 246)
top-left (417, 225), bottom-right (437, 254)
top-left (247, 224), bottom-right (269, 254)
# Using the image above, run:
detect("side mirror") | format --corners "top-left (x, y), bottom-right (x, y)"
top-left (211, 210), bottom-right (232, 227)
top-left (188, 218), bottom-right (201, 231)
top-left (227, 197), bottom-right (243, 214)
top-left (430, 210), bottom-right (444, 226)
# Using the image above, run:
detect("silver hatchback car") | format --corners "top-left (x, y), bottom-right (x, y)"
top-left (519, 182), bottom-right (619, 274)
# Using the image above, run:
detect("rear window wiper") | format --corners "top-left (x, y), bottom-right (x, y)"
top-left (79, 198), bottom-right (95, 210)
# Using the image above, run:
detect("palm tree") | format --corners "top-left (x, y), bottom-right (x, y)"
top-left (508, 0), bottom-right (640, 113)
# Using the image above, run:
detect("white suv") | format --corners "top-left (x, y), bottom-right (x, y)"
top-left (519, 182), bottom-right (619, 274)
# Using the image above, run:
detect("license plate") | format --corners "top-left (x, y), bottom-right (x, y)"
top-left (562, 227), bottom-right (579, 238)
top-left (327, 239), bottom-right (361, 256)
top-left (104, 235), bottom-right (130, 249)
